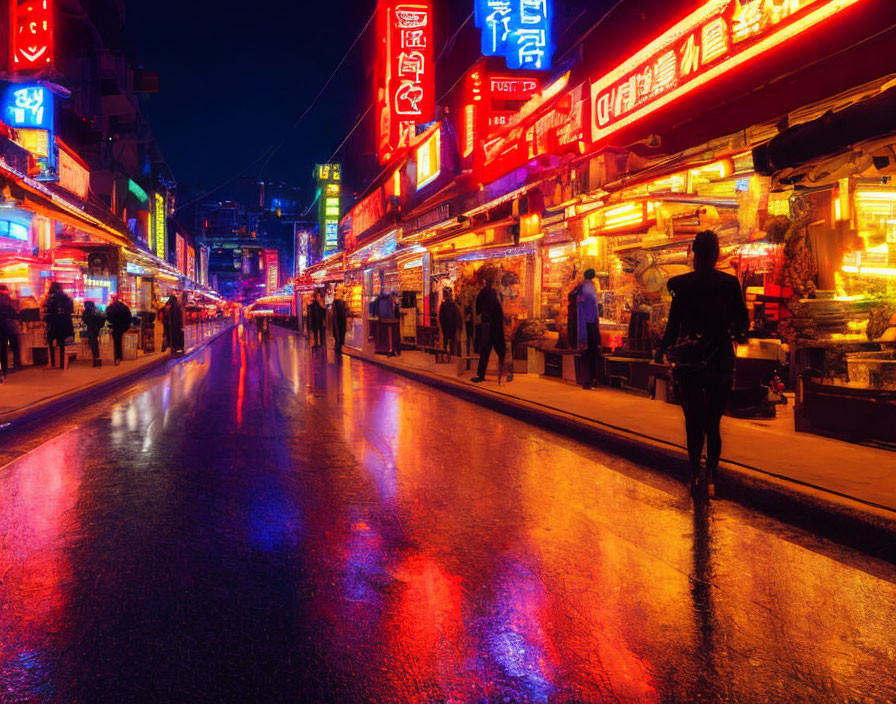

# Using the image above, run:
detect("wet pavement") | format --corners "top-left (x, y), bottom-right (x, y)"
top-left (1, 326), bottom-right (895, 704)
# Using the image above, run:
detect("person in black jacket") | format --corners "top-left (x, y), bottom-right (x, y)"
top-left (438, 287), bottom-right (462, 357)
top-left (656, 231), bottom-right (749, 497)
top-left (166, 295), bottom-right (185, 354)
top-left (82, 301), bottom-right (105, 366)
top-left (471, 274), bottom-right (505, 383)
top-left (0, 284), bottom-right (21, 381)
top-left (332, 290), bottom-right (347, 358)
top-left (105, 294), bottom-right (132, 366)
top-left (44, 282), bottom-right (75, 368)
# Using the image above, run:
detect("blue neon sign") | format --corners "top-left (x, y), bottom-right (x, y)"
top-left (474, 0), bottom-right (553, 71)
top-left (3, 84), bottom-right (54, 130)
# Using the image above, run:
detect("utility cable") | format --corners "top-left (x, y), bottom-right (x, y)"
top-left (173, 10), bottom-right (375, 213)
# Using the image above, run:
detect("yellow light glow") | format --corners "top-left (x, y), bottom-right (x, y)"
top-left (842, 265), bottom-right (896, 277)
top-left (416, 128), bottom-right (441, 190)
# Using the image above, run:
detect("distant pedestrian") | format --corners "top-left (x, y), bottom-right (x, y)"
top-left (43, 282), bottom-right (74, 369)
top-left (158, 298), bottom-right (171, 352)
top-left (82, 301), bottom-right (105, 367)
top-left (309, 292), bottom-right (326, 348)
top-left (332, 290), bottom-right (347, 358)
top-left (0, 284), bottom-right (21, 382)
top-left (471, 273), bottom-right (505, 384)
top-left (577, 269), bottom-right (602, 389)
top-left (105, 294), bottom-right (132, 366)
top-left (438, 287), bottom-right (462, 357)
top-left (656, 230), bottom-right (749, 497)
top-left (167, 295), bottom-right (185, 354)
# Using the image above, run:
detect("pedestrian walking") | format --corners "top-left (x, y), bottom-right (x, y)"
top-left (656, 230), bottom-right (749, 498)
top-left (332, 290), bottom-right (347, 358)
top-left (438, 287), bottom-right (462, 358)
top-left (82, 301), bottom-right (105, 367)
top-left (105, 295), bottom-right (132, 366)
top-left (43, 282), bottom-right (74, 369)
top-left (577, 269), bottom-right (602, 389)
top-left (167, 295), bottom-right (185, 354)
top-left (471, 273), bottom-right (506, 384)
top-left (0, 284), bottom-right (21, 382)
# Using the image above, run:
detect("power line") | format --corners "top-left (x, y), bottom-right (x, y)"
top-left (174, 10), bottom-right (375, 214)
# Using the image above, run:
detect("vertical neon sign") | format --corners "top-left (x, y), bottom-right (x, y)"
top-left (10, 0), bottom-right (54, 72)
top-left (153, 193), bottom-right (167, 260)
top-left (474, 0), bottom-right (553, 70)
top-left (375, 0), bottom-right (434, 164)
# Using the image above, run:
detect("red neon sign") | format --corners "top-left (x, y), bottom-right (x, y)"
top-left (590, 0), bottom-right (865, 144)
top-left (347, 187), bottom-right (386, 249)
top-left (10, 0), bottom-right (54, 72)
top-left (375, 0), bottom-right (434, 165)
top-left (264, 249), bottom-right (279, 293)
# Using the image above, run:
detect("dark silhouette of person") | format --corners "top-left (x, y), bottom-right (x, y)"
top-left (43, 282), bottom-right (74, 368)
top-left (166, 295), bottom-right (185, 354)
top-left (82, 301), bottom-right (105, 366)
top-left (105, 295), bottom-right (132, 366)
top-left (578, 268), bottom-right (602, 389)
top-left (471, 274), bottom-right (505, 383)
top-left (0, 284), bottom-right (21, 381)
top-left (657, 230), bottom-right (748, 496)
top-left (309, 293), bottom-right (326, 348)
top-left (159, 298), bottom-right (171, 352)
top-left (332, 291), bottom-right (347, 358)
top-left (438, 287), bottom-right (462, 357)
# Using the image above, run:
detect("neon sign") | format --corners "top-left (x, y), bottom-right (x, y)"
top-left (176, 234), bottom-right (186, 274)
top-left (153, 193), bottom-right (167, 259)
top-left (474, 0), bottom-right (553, 70)
top-left (375, 0), bottom-right (434, 164)
top-left (57, 141), bottom-right (90, 200)
top-left (10, 0), bottom-right (54, 72)
top-left (264, 249), bottom-right (279, 293)
top-left (590, 0), bottom-right (864, 144)
top-left (416, 126), bottom-right (440, 190)
top-left (348, 188), bottom-right (386, 248)
top-left (3, 84), bottom-right (53, 129)
top-left (315, 163), bottom-right (342, 255)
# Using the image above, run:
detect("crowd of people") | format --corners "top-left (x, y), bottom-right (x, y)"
top-left (0, 282), bottom-right (188, 383)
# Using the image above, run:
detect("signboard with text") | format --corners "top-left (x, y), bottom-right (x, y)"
top-left (57, 141), bottom-right (89, 200)
top-left (375, 0), bottom-right (434, 164)
top-left (315, 163), bottom-right (342, 256)
top-left (474, 0), bottom-right (553, 70)
top-left (264, 249), bottom-right (279, 293)
top-left (153, 193), bottom-right (167, 259)
top-left (3, 84), bottom-right (53, 129)
top-left (10, 0), bottom-right (54, 72)
top-left (590, 0), bottom-right (864, 144)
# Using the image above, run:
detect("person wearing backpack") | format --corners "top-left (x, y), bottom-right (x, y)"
top-left (656, 231), bottom-right (749, 497)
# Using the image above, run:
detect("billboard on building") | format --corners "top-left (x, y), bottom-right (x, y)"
top-left (10, 0), bottom-right (54, 73)
top-left (264, 249), bottom-right (279, 293)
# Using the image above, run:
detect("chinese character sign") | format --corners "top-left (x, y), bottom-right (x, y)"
top-left (10, 0), bottom-right (54, 72)
top-left (153, 193), bottom-right (167, 260)
top-left (176, 235), bottom-right (186, 274)
top-left (474, 0), bottom-right (553, 70)
top-left (3, 84), bottom-right (53, 129)
top-left (315, 163), bottom-right (342, 255)
top-left (375, 0), bottom-right (434, 164)
top-left (264, 249), bottom-right (279, 293)
top-left (589, 0), bottom-right (856, 144)
top-left (186, 247), bottom-right (196, 281)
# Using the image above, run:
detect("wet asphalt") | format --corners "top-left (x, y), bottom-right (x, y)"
top-left (0, 325), bottom-right (894, 704)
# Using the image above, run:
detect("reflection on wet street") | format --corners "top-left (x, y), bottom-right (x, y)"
top-left (1, 326), bottom-right (895, 703)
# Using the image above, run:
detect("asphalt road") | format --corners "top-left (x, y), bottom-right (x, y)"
top-left (1, 325), bottom-right (894, 703)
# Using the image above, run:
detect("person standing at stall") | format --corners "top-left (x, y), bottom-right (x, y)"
top-left (167, 295), bottom-right (185, 354)
top-left (439, 287), bottom-right (462, 358)
top-left (82, 301), bottom-right (105, 367)
top-left (44, 282), bottom-right (74, 369)
top-left (332, 290), bottom-right (347, 358)
top-left (578, 269), bottom-right (602, 389)
top-left (471, 274), bottom-right (505, 384)
top-left (656, 230), bottom-right (749, 498)
top-left (105, 294), bottom-right (132, 366)
top-left (0, 284), bottom-right (21, 382)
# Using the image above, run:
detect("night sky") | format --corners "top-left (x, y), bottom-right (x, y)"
top-left (126, 0), bottom-right (605, 205)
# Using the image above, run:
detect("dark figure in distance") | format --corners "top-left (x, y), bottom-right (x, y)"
top-left (332, 291), bottom-right (347, 358)
top-left (656, 230), bottom-right (749, 497)
top-left (309, 293), bottom-right (326, 348)
top-left (439, 287), bottom-right (463, 357)
top-left (82, 301), bottom-right (105, 367)
top-left (105, 295), bottom-right (132, 366)
top-left (158, 298), bottom-right (170, 352)
top-left (166, 295), bottom-right (185, 354)
top-left (578, 268), bottom-right (602, 389)
top-left (43, 282), bottom-right (74, 369)
top-left (471, 275), bottom-right (505, 383)
top-left (0, 284), bottom-right (21, 382)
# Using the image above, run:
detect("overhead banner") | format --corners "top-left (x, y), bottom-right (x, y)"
top-left (590, 0), bottom-right (865, 145)
top-left (375, 0), bottom-right (434, 164)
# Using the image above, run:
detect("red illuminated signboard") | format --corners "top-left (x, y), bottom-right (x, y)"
top-left (10, 0), bottom-right (54, 72)
top-left (375, 0), bottom-right (434, 165)
top-left (264, 249), bottom-right (279, 293)
top-left (176, 234), bottom-right (186, 274)
top-left (590, 0), bottom-right (864, 144)
top-left (186, 247), bottom-right (195, 281)
top-left (348, 188), bottom-right (386, 249)
top-left (57, 141), bottom-right (90, 200)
